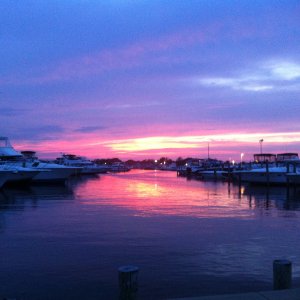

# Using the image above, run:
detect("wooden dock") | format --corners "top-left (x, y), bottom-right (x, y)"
top-left (168, 287), bottom-right (300, 300)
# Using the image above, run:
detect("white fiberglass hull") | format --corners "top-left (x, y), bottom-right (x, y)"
top-left (5, 162), bottom-right (81, 182)
top-left (234, 167), bottom-right (290, 184)
top-left (31, 165), bottom-right (81, 182)
top-left (0, 167), bottom-right (40, 184)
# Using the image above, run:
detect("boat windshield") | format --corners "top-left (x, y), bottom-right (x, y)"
top-left (0, 137), bottom-right (11, 148)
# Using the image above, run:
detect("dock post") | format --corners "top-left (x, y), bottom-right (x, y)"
top-left (266, 160), bottom-right (270, 186)
top-left (118, 265), bottom-right (139, 300)
top-left (286, 163), bottom-right (290, 187)
top-left (273, 259), bottom-right (292, 290)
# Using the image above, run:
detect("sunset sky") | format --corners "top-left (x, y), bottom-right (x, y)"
top-left (1, 0), bottom-right (300, 161)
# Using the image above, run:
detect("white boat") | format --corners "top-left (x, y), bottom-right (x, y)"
top-left (55, 154), bottom-right (108, 174)
top-left (0, 138), bottom-right (80, 183)
top-left (233, 166), bottom-right (300, 184)
top-left (20, 151), bottom-right (81, 182)
top-left (232, 152), bottom-right (300, 185)
top-left (27, 161), bottom-right (79, 182)
top-left (0, 165), bottom-right (41, 185)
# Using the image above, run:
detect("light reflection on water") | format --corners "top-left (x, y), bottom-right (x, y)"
top-left (75, 170), bottom-right (257, 219)
top-left (0, 169), bottom-right (300, 299)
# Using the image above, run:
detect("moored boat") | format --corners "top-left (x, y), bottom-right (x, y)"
top-left (55, 154), bottom-right (108, 174)
top-left (110, 162), bottom-right (130, 172)
top-left (21, 151), bottom-right (81, 182)
top-left (0, 138), bottom-right (80, 183)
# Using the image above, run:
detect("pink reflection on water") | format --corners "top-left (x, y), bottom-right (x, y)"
top-left (74, 170), bottom-right (255, 218)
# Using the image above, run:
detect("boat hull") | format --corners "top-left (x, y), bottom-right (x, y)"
top-left (198, 170), bottom-right (226, 180)
top-left (5, 170), bottom-right (40, 184)
top-left (0, 170), bottom-right (10, 188)
top-left (234, 171), bottom-right (288, 184)
top-left (32, 167), bottom-right (80, 182)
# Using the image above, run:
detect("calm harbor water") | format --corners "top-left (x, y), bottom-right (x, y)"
top-left (0, 169), bottom-right (300, 299)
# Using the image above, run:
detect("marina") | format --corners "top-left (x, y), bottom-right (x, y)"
top-left (0, 169), bottom-right (300, 299)
top-left (2, 1), bottom-right (300, 299)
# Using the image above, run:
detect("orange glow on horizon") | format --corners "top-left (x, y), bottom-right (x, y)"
top-left (13, 130), bottom-right (300, 160)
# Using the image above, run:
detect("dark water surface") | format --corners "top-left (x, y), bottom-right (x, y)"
top-left (0, 170), bottom-right (300, 299)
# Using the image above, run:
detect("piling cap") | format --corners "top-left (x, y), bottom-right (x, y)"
top-left (118, 265), bottom-right (139, 273)
top-left (273, 259), bottom-right (292, 265)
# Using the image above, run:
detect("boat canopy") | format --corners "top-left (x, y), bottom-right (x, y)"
top-left (21, 151), bottom-right (38, 159)
top-left (276, 153), bottom-right (299, 161)
top-left (253, 153), bottom-right (276, 163)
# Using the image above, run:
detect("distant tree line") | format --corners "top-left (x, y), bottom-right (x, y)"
top-left (93, 156), bottom-right (218, 168)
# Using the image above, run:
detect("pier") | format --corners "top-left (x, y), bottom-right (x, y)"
top-left (168, 288), bottom-right (300, 300)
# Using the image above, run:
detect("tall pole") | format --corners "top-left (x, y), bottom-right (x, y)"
top-left (259, 139), bottom-right (263, 154)
top-left (208, 142), bottom-right (210, 159)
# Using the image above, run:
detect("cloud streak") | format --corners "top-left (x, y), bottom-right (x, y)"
top-left (0, 15), bottom-right (285, 86)
top-left (74, 126), bottom-right (106, 133)
top-left (197, 61), bottom-right (300, 92)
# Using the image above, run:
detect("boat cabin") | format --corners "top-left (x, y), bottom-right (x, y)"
top-left (21, 151), bottom-right (38, 160)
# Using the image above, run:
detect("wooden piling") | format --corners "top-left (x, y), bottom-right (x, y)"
top-left (273, 259), bottom-right (292, 290)
top-left (118, 265), bottom-right (139, 300)
top-left (266, 160), bottom-right (270, 186)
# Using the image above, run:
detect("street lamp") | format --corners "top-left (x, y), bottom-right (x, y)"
top-left (259, 139), bottom-right (263, 154)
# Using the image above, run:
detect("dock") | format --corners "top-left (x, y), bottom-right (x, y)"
top-left (168, 287), bottom-right (300, 300)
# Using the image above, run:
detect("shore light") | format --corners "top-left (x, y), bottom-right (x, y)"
top-left (232, 160), bottom-right (235, 165)
top-left (241, 153), bottom-right (244, 163)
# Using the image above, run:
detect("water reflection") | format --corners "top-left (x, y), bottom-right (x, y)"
top-left (242, 185), bottom-right (300, 211)
top-left (0, 184), bottom-right (74, 206)
top-left (0, 184), bottom-right (75, 230)
top-left (0, 170), bottom-right (300, 300)
top-left (1, 171), bottom-right (299, 219)
top-left (73, 170), bottom-right (300, 219)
